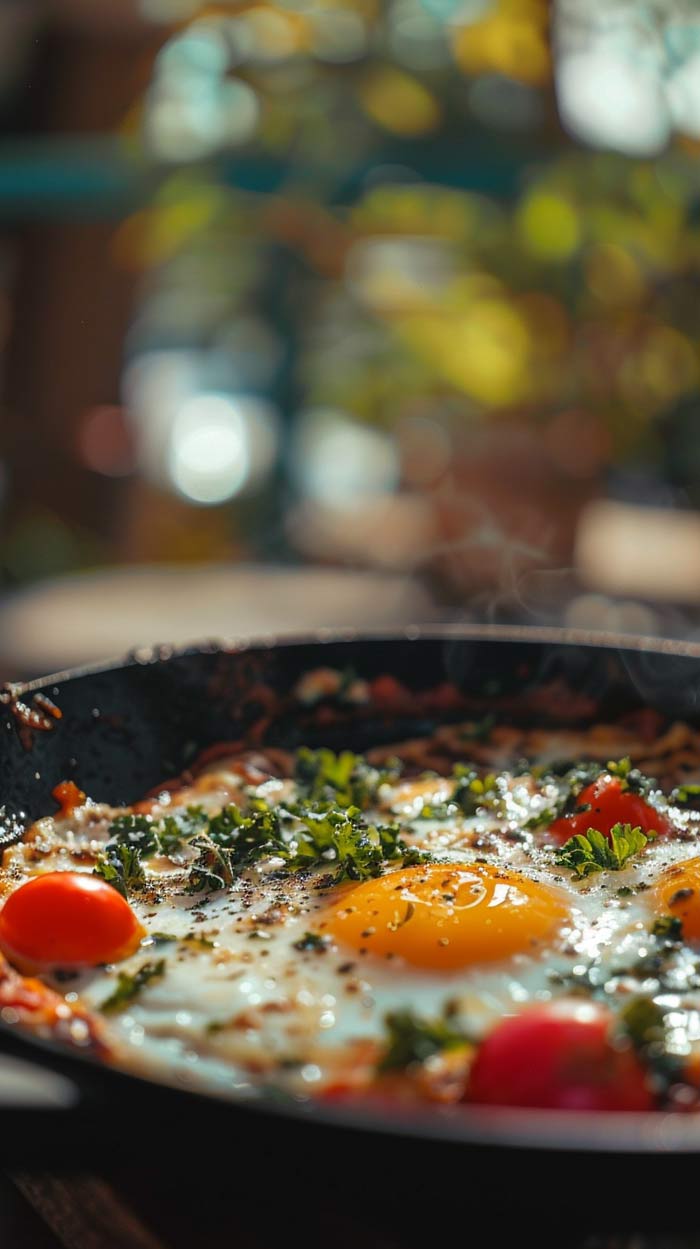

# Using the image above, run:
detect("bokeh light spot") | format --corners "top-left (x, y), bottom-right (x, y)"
top-left (584, 243), bottom-right (644, 307)
top-left (312, 9), bottom-right (367, 63)
top-left (292, 408), bottom-right (399, 508)
top-left (556, 50), bottom-right (670, 156)
top-left (156, 26), bottom-right (229, 79)
top-left (360, 67), bottom-right (441, 137)
top-left (398, 298), bottom-right (530, 407)
top-left (517, 190), bottom-right (580, 262)
top-left (451, 4), bottom-right (550, 87)
top-left (77, 408), bottom-right (136, 478)
top-left (234, 7), bottom-right (303, 64)
top-left (168, 394), bottom-right (250, 506)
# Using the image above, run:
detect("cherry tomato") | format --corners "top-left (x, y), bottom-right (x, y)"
top-left (548, 774), bottom-right (673, 844)
top-left (371, 675), bottom-right (408, 706)
top-left (0, 872), bottom-right (145, 970)
top-left (468, 1000), bottom-right (654, 1111)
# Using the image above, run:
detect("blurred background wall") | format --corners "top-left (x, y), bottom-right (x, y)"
top-left (2, 0), bottom-right (700, 675)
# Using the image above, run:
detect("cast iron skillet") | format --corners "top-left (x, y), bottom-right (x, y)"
top-left (3, 625), bottom-right (700, 1232)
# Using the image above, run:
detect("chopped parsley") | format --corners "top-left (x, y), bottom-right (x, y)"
top-left (451, 767), bottom-right (500, 816)
top-left (287, 804), bottom-right (431, 884)
top-left (105, 814), bottom-right (159, 857)
top-left (378, 1010), bottom-right (469, 1072)
top-left (108, 807), bottom-right (209, 858)
top-left (671, 783), bottom-right (700, 807)
top-left (521, 804), bottom-right (565, 832)
top-left (155, 807), bottom-right (210, 854)
top-left (293, 747), bottom-right (397, 810)
top-left (620, 996), bottom-right (666, 1051)
top-left (619, 996), bottom-right (685, 1093)
top-left (195, 801), bottom-right (430, 892)
top-left (96, 806), bottom-right (211, 894)
top-left (418, 765), bottom-right (501, 821)
top-left (96, 790), bottom-right (428, 896)
top-left (207, 803), bottom-right (288, 865)
top-left (183, 933), bottom-right (215, 949)
top-left (606, 757), bottom-right (652, 796)
top-left (418, 756), bottom-right (655, 829)
top-left (293, 932), bottom-right (329, 952)
top-left (93, 843), bottom-right (145, 897)
top-left (651, 915), bottom-right (684, 942)
top-left (554, 823), bottom-right (650, 878)
top-left (100, 960), bottom-right (166, 1013)
top-left (184, 833), bottom-right (235, 894)
top-left (181, 798), bottom-right (429, 888)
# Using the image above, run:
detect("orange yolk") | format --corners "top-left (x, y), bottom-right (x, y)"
top-left (652, 858), bottom-right (700, 939)
top-left (318, 863), bottom-right (569, 970)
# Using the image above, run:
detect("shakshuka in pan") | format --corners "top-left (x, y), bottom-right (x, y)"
top-left (2, 666), bottom-right (700, 1115)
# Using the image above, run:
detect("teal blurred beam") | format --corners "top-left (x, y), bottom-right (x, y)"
top-left (0, 137), bottom-right (149, 217)
top-left (222, 130), bottom-right (547, 204)
top-left (0, 130), bottom-right (549, 220)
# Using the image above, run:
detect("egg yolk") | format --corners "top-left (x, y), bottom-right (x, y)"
top-left (652, 857), bottom-right (700, 939)
top-left (319, 863), bottom-right (569, 970)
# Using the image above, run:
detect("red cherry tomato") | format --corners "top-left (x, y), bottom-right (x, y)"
top-left (0, 872), bottom-right (145, 970)
top-left (548, 774), bottom-right (673, 844)
top-left (468, 1000), bottom-right (654, 1112)
top-left (370, 675), bottom-right (408, 706)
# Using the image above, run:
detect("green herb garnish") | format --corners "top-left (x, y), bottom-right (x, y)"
top-left (180, 797), bottom-right (428, 894)
top-left (293, 932), bottom-right (329, 952)
top-left (99, 756), bottom-right (427, 900)
top-left (619, 996), bottom-right (685, 1093)
top-left (417, 765), bottom-right (501, 821)
top-left (451, 766), bottom-right (500, 816)
top-left (93, 843), bottom-right (145, 897)
top-left (96, 806), bottom-right (211, 895)
top-left (651, 915), bottom-right (684, 942)
top-left (555, 823), bottom-right (650, 878)
top-left (156, 806), bottom-right (209, 855)
top-left (521, 805), bottom-right (563, 832)
top-left (620, 996), bottom-right (666, 1051)
top-left (378, 1010), bottom-right (468, 1072)
top-left (207, 803), bottom-right (287, 865)
top-left (184, 833), bottom-right (235, 894)
top-left (100, 960), bottom-right (166, 1013)
top-left (293, 748), bottom-right (395, 810)
top-left (106, 814), bottom-right (159, 856)
top-left (290, 804), bottom-right (431, 883)
top-left (671, 783), bottom-right (700, 807)
top-left (606, 757), bottom-right (648, 794)
top-left (107, 806), bottom-right (209, 859)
